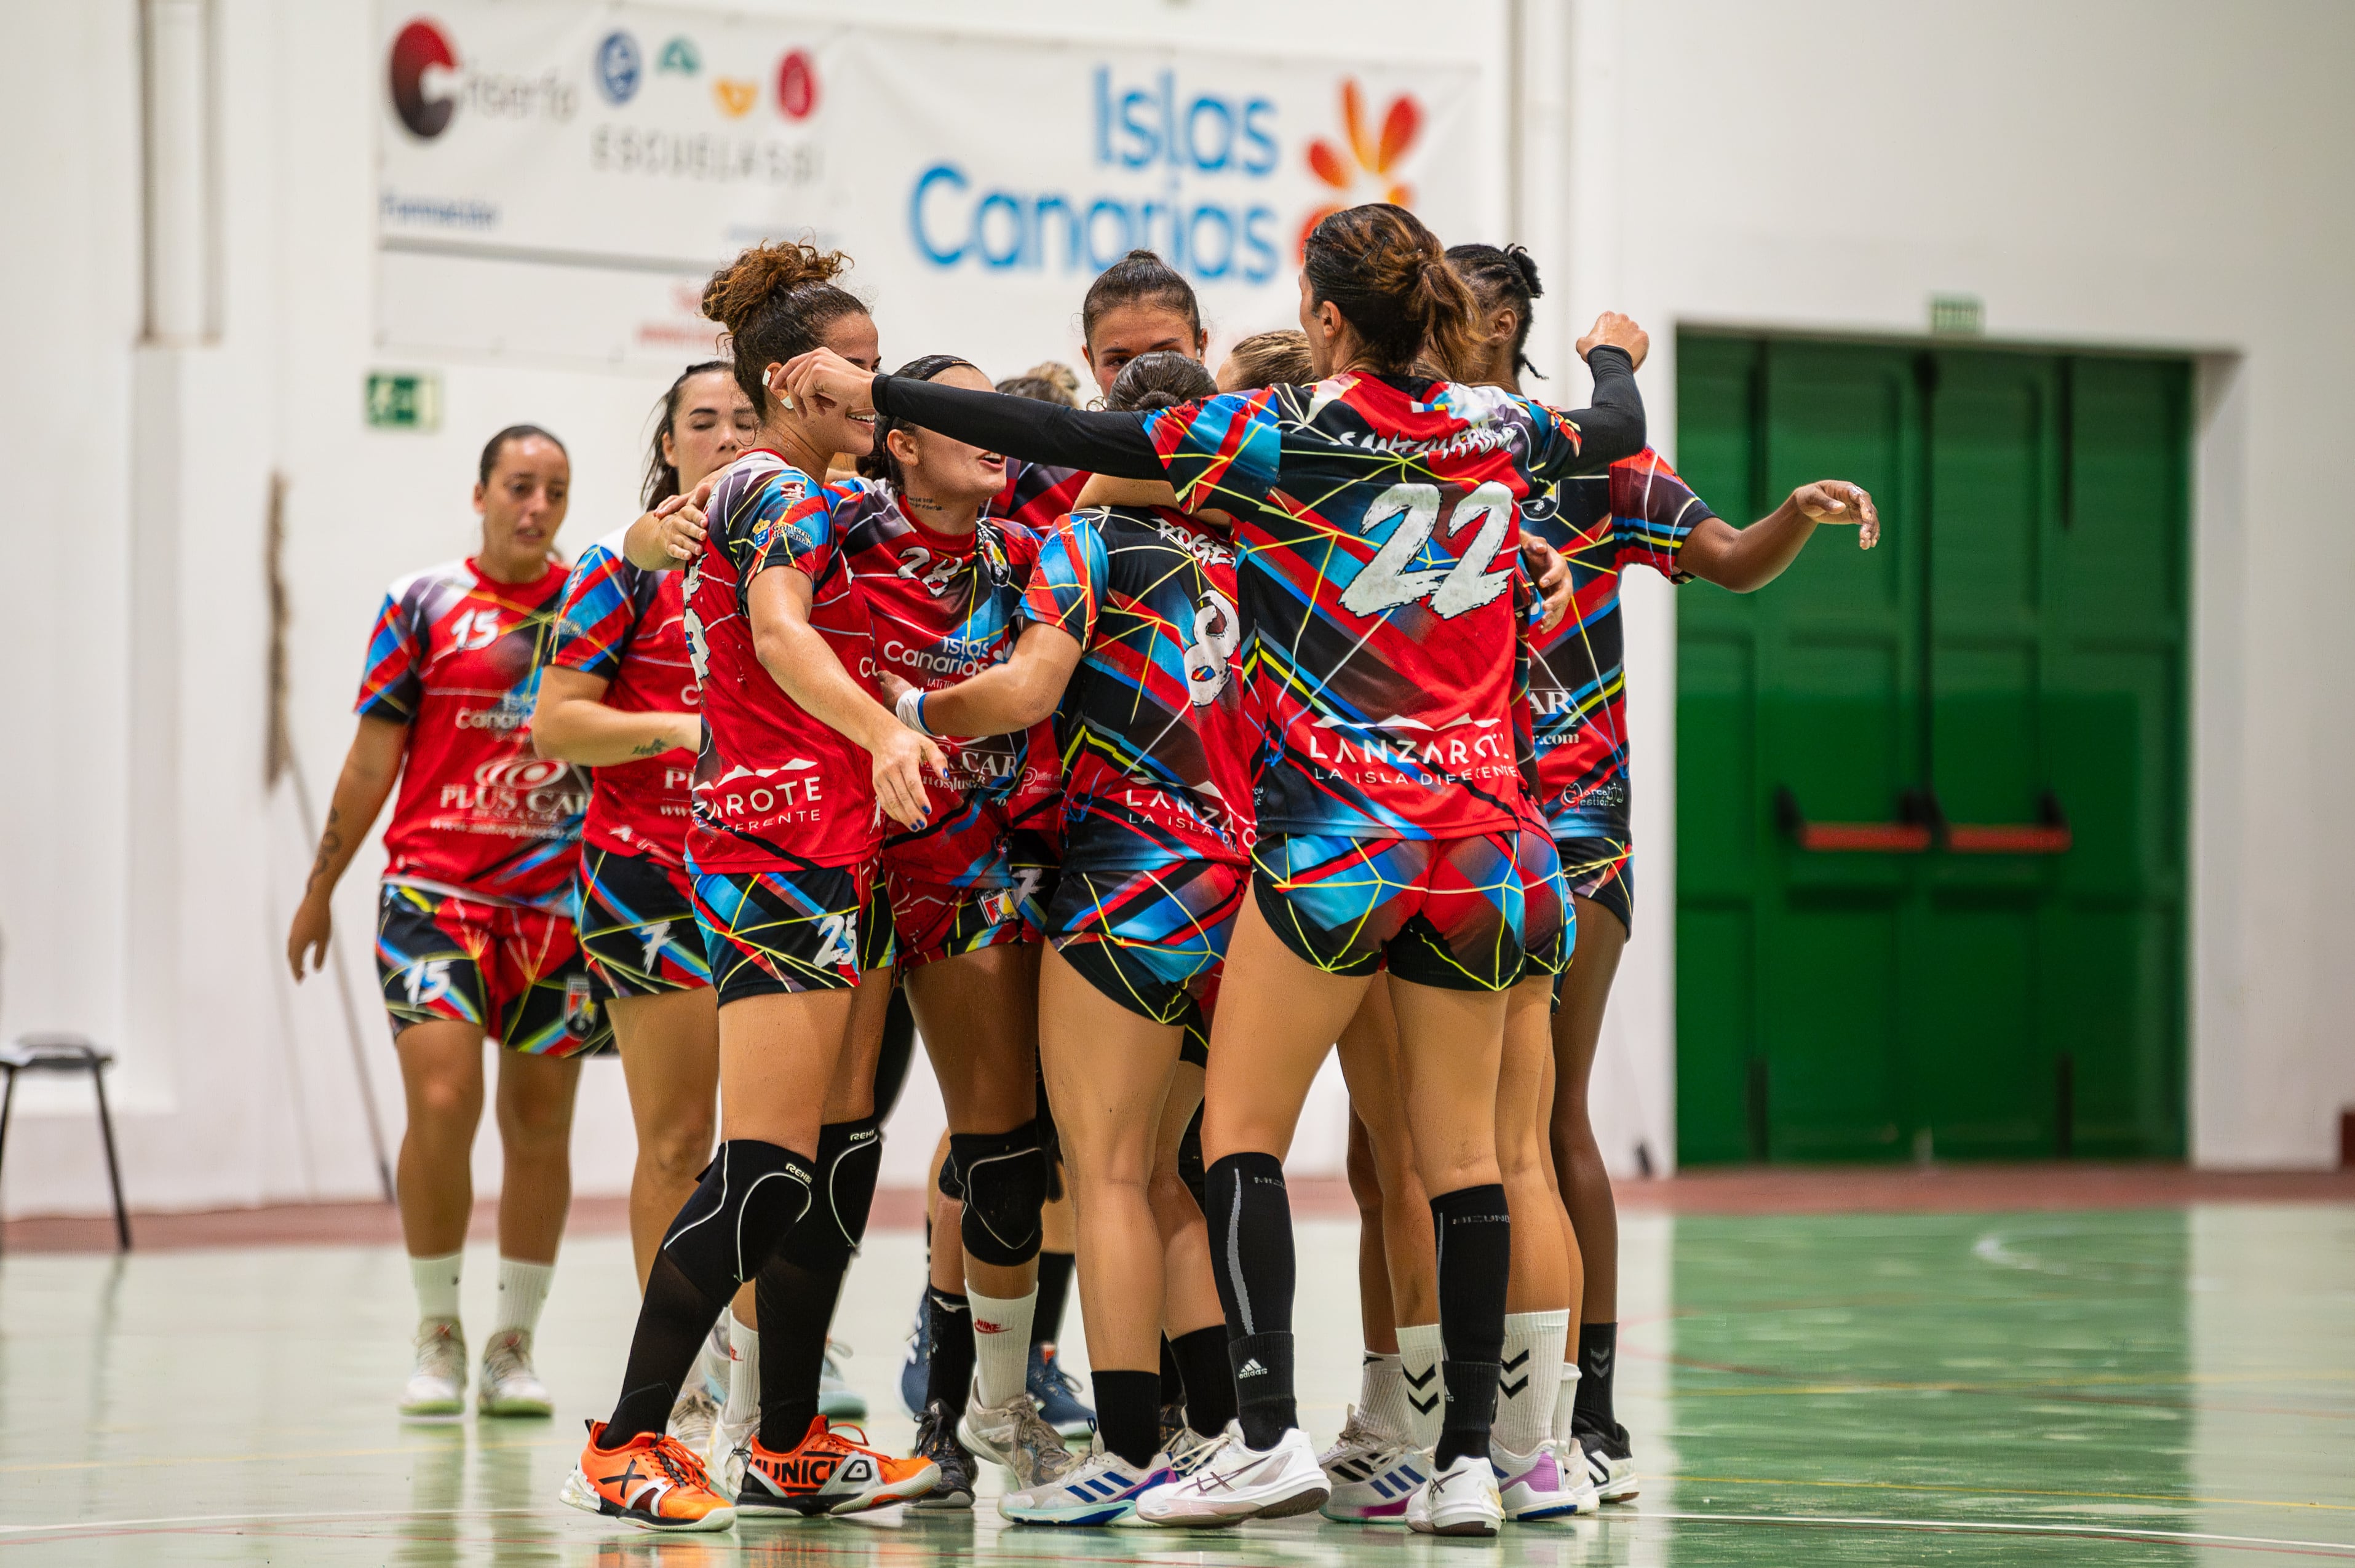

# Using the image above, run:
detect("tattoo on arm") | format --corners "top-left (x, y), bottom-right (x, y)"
top-left (630, 738), bottom-right (669, 756)
top-left (307, 807), bottom-right (343, 888)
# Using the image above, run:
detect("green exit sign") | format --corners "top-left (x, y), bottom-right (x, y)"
top-left (1929, 295), bottom-right (1984, 337)
top-left (365, 371), bottom-right (442, 431)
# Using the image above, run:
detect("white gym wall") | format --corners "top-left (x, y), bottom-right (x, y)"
top-left (4, 0), bottom-right (2353, 1221)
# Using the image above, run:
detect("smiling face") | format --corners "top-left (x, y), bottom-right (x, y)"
top-left (662, 369), bottom-right (759, 493)
top-left (474, 435), bottom-right (570, 572)
top-left (891, 363), bottom-right (1007, 509)
top-left (1083, 300), bottom-right (1209, 389)
top-left (769, 310), bottom-right (882, 459)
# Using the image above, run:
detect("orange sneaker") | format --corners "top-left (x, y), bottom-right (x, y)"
top-left (738, 1415), bottom-right (939, 1517)
top-left (564, 1420), bottom-right (737, 1532)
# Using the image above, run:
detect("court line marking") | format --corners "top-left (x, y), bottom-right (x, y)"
top-left (0, 1438), bottom-right (566, 1477)
top-left (1676, 1473), bottom-right (2355, 1516)
top-left (0, 1507), bottom-right (542, 1537)
top-left (1645, 1510), bottom-right (2355, 1558)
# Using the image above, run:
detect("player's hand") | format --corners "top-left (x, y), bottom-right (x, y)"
top-left (1792, 481), bottom-right (1880, 548)
top-left (287, 894), bottom-right (332, 982)
top-left (653, 484), bottom-right (711, 562)
top-left (1521, 532), bottom-right (1573, 634)
top-left (875, 668), bottom-right (918, 713)
top-left (870, 726), bottom-right (945, 830)
top-left (1576, 312), bottom-right (1650, 371)
top-left (662, 712), bottom-right (704, 754)
top-left (778, 349), bottom-right (878, 418)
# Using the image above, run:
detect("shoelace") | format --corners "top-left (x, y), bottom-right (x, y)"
top-left (482, 1332), bottom-right (531, 1382)
top-left (646, 1435), bottom-right (710, 1491)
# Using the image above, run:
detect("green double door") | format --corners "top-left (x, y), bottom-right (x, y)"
top-left (1675, 333), bottom-right (2189, 1163)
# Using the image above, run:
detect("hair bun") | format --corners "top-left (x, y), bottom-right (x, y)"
top-left (1504, 244), bottom-right (1544, 299)
top-left (702, 239), bottom-right (852, 336)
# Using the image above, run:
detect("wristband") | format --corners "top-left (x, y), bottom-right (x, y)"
top-left (896, 685), bottom-right (932, 736)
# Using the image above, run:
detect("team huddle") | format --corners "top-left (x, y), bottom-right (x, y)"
top-left (288, 200), bottom-right (1876, 1537)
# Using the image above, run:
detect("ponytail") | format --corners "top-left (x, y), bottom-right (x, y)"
top-left (1301, 204), bottom-right (1479, 378)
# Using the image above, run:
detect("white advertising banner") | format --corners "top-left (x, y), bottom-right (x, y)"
top-left (376, 6), bottom-right (1491, 381)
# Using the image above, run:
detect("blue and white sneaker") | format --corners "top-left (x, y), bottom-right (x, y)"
top-left (1318, 1406), bottom-right (1429, 1523)
top-left (897, 1292), bottom-right (931, 1420)
top-left (1027, 1344), bottom-right (1095, 1438)
top-left (999, 1436), bottom-right (1173, 1526)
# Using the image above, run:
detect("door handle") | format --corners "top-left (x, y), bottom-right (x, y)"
top-left (1938, 788), bottom-right (2073, 855)
top-left (1775, 786), bottom-right (1934, 853)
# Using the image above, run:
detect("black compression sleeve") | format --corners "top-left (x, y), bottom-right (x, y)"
top-left (871, 374), bottom-right (1165, 480)
top-left (1567, 346), bottom-right (1645, 471)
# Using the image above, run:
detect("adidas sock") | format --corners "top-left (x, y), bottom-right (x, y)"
top-left (493, 1258), bottom-right (555, 1337)
top-left (1397, 1323), bottom-right (1445, 1451)
top-left (1171, 1324), bottom-right (1236, 1438)
top-left (1496, 1309), bottom-right (1570, 1454)
top-left (1094, 1369), bottom-right (1162, 1468)
top-left (923, 1287), bottom-right (976, 1417)
top-left (1032, 1249), bottom-right (1076, 1348)
top-left (721, 1311), bottom-right (761, 1431)
top-left (1431, 1184), bottom-right (1511, 1469)
top-left (1207, 1152), bottom-right (1298, 1448)
top-left (1551, 1360), bottom-right (1582, 1443)
top-left (410, 1251), bottom-right (463, 1324)
top-left (1574, 1322), bottom-right (1618, 1435)
top-left (1357, 1352), bottom-right (1409, 1443)
top-left (968, 1287), bottom-right (1037, 1409)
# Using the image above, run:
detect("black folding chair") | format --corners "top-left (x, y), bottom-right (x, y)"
top-left (0, 1033), bottom-right (131, 1252)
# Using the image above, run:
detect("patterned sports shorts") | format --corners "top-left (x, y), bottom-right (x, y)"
top-left (1047, 859), bottom-right (1246, 1026)
top-left (884, 871), bottom-right (1037, 972)
top-left (1515, 824), bottom-right (1573, 986)
top-left (1252, 831), bottom-right (1527, 994)
top-left (1557, 834), bottom-right (1634, 938)
top-left (375, 882), bottom-right (610, 1057)
top-left (576, 845), bottom-right (711, 999)
top-left (691, 863), bottom-right (875, 1005)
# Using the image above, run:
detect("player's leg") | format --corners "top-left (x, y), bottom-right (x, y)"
top-left (1149, 1053), bottom-right (1230, 1447)
top-left (391, 1018), bottom-right (487, 1418)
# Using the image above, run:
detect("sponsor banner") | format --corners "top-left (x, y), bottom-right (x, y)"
top-left (376, 5), bottom-right (1490, 378)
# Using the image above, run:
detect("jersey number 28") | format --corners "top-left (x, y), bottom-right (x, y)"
top-left (1340, 480), bottom-right (1517, 621)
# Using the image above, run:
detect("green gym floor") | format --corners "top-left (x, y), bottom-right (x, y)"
top-left (3, 1185), bottom-right (2352, 1564)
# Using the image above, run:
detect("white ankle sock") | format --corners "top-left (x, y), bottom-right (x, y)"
top-left (1551, 1360), bottom-right (1583, 1443)
top-left (1396, 1323), bottom-right (1445, 1451)
top-left (1357, 1352), bottom-right (1409, 1441)
top-left (492, 1258), bottom-right (555, 1336)
top-left (969, 1287), bottom-right (1037, 1408)
top-left (722, 1311), bottom-right (761, 1429)
top-left (1496, 1309), bottom-right (1570, 1454)
top-left (410, 1251), bottom-right (463, 1324)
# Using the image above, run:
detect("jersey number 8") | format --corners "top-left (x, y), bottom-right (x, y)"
top-left (1182, 587), bottom-right (1241, 705)
top-left (1340, 480), bottom-right (1518, 622)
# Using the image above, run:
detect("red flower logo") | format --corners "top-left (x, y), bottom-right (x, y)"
top-left (1300, 81), bottom-right (1422, 256)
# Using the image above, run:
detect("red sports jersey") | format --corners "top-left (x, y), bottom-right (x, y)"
top-left (835, 481), bottom-right (1045, 888)
top-left (992, 457), bottom-right (1088, 533)
top-left (355, 557), bottom-right (585, 909)
top-left (1148, 374), bottom-right (1590, 841)
top-left (682, 451), bottom-right (881, 873)
top-left (549, 529), bottom-right (701, 869)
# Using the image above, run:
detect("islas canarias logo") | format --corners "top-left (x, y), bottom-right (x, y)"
top-left (1300, 81), bottom-right (1423, 255)
top-left (389, 18), bottom-right (458, 138)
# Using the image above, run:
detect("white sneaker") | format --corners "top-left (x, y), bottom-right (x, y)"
top-left (819, 1338), bottom-right (867, 1420)
top-left (476, 1327), bottom-right (552, 1417)
top-left (705, 1402), bottom-right (757, 1497)
top-left (999, 1436), bottom-right (1175, 1526)
top-left (1132, 1421), bottom-right (1330, 1527)
top-left (1406, 1451), bottom-right (1503, 1537)
top-left (399, 1318), bottom-right (466, 1419)
top-left (1493, 1436), bottom-right (1597, 1520)
top-left (958, 1387), bottom-right (1080, 1489)
top-left (1318, 1405), bottom-right (1430, 1523)
top-left (1576, 1422), bottom-right (1641, 1502)
top-left (667, 1385), bottom-right (719, 1454)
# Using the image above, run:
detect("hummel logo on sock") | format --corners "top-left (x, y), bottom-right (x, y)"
top-left (1402, 1365), bottom-right (1437, 1389)
top-left (1502, 1351), bottom-right (1529, 1372)
top-left (1237, 1358), bottom-right (1268, 1378)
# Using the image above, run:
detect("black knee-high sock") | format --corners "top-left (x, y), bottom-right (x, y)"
top-left (1094, 1370), bottom-right (1162, 1468)
top-left (924, 1286), bottom-right (976, 1415)
top-left (755, 1253), bottom-right (844, 1449)
top-left (1575, 1322), bottom-right (1618, 1434)
top-left (1431, 1184), bottom-right (1512, 1468)
top-left (1159, 1334), bottom-right (1185, 1406)
top-left (603, 1141), bottom-right (816, 1444)
top-left (1171, 1324), bottom-right (1237, 1439)
top-left (1032, 1249), bottom-right (1076, 1348)
top-left (1207, 1152), bottom-right (1295, 1449)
